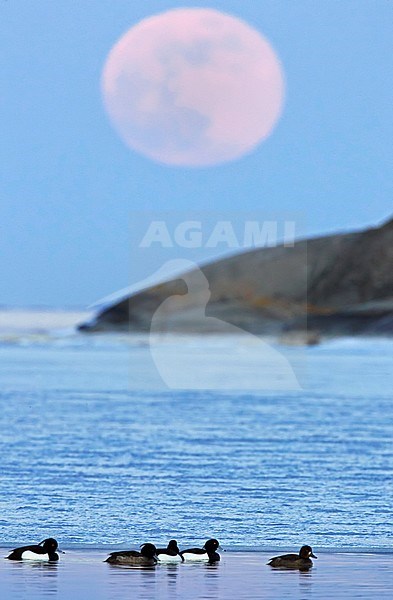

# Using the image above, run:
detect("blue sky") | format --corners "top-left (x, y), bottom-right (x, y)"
top-left (1, 0), bottom-right (392, 307)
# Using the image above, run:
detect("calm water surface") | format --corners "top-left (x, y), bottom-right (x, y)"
top-left (0, 326), bottom-right (392, 598)
top-left (0, 550), bottom-right (393, 600)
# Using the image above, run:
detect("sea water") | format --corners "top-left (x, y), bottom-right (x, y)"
top-left (1, 550), bottom-right (393, 600)
top-left (0, 312), bottom-right (392, 598)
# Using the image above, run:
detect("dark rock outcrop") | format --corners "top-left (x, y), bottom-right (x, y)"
top-left (79, 217), bottom-right (393, 338)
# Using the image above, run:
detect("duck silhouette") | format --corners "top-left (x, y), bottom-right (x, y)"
top-left (149, 259), bottom-right (301, 391)
top-left (267, 545), bottom-right (317, 570)
top-left (180, 538), bottom-right (221, 563)
top-left (105, 543), bottom-right (158, 566)
top-left (156, 539), bottom-right (184, 563)
top-left (6, 538), bottom-right (61, 561)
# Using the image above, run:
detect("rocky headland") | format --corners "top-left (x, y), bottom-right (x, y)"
top-left (79, 217), bottom-right (393, 341)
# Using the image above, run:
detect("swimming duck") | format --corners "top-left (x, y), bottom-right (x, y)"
top-left (105, 542), bottom-right (158, 566)
top-left (267, 545), bottom-right (317, 570)
top-left (156, 539), bottom-right (184, 563)
top-left (6, 538), bottom-right (60, 561)
top-left (180, 538), bottom-right (220, 563)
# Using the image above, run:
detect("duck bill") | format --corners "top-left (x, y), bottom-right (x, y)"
top-left (310, 553), bottom-right (317, 559)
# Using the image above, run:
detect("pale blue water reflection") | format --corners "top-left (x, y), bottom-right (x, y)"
top-left (1, 551), bottom-right (393, 600)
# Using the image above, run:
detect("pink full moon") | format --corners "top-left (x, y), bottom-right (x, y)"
top-left (102, 8), bottom-right (284, 167)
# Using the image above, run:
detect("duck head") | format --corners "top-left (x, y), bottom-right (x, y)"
top-left (203, 539), bottom-right (220, 553)
top-left (299, 545), bottom-right (317, 559)
top-left (39, 538), bottom-right (59, 553)
top-left (167, 539), bottom-right (180, 553)
top-left (140, 543), bottom-right (158, 559)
